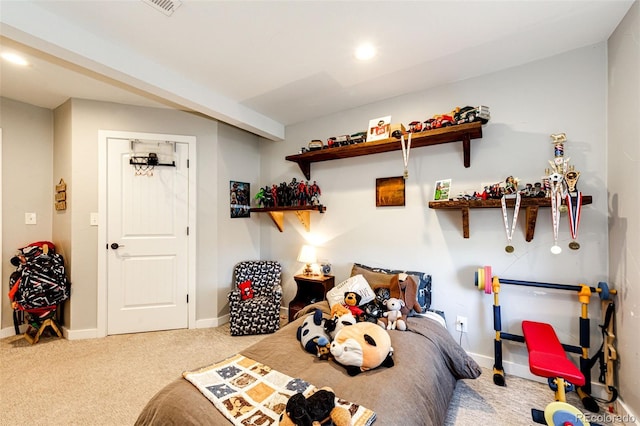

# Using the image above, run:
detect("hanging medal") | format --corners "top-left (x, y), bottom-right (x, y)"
top-left (401, 132), bottom-right (412, 180)
top-left (549, 173), bottom-right (563, 254)
top-left (566, 192), bottom-right (582, 250)
top-left (501, 192), bottom-right (521, 253)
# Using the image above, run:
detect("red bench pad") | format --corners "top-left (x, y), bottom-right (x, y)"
top-left (522, 320), bottom-right (585, 387)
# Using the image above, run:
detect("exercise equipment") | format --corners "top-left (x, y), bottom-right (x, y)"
top-left (475, 266), bottom-right (618, 426)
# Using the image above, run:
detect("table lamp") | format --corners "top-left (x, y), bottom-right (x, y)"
top-left (297, 245), bottom-right (317, 276)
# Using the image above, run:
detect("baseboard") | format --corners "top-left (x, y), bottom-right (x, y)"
top-left (64, 327), bottom-right (101, 340)
top-left (468, 352), bottom-right (612, 401)
top-left (0, 325), bottom-right (25, 338)
top-left (613, 399), bottom-right (639, 425)
top-left (195, 314), bottom-right (228, 329)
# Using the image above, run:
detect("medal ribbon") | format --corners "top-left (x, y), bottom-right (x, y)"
top-left (501, 193), bottom-right (521, 246)
top-left (550, 184), bottom-right (562, 247)
top-left (565, 191), bottom-right (582, 240)
top-left (401, 133), bottom-right (412, 179)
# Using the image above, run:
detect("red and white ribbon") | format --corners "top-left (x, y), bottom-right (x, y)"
top-left (565, 191), bottom-right (583, 242)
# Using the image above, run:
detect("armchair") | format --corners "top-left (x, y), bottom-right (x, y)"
top-left (228, 260), bottom-right (282, 336)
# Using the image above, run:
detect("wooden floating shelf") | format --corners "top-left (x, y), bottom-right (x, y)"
top-left (285, 122), bottom-right (483, 179)
top-left (250, 205), bottom-right (326, 232)
top-left (428, 196), bottom-right (592, 241)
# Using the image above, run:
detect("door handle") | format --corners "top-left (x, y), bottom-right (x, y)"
top-left (110, 243), bottom-right (125, 249)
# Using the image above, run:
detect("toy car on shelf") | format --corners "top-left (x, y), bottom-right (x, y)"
top-left (408, 121), bottom-right (423, 133)
top-left (327, 134), bottom-right (351, 147)
top-left (454, 105), bottom-right (490, 124)
top-left (308, 139), bottom-right (324, 151)
top-left (350, 131), bottom-right (367, 144)
top-left (424, 114), bottom-right (454, 130)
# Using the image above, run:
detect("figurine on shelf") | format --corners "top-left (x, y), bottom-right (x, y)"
top-left (309, 181), bottom-right (322, 205)
top-left (504, 176), bottom-right (519, 194)
top-left (254, 187), bottom-right (266, 207)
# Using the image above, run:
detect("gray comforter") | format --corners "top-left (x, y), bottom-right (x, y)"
top-left (135, 302), bottom-right (481, 426)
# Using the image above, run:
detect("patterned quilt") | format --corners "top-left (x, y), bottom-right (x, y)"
top-left (184, 354), bottom-right (376, 425)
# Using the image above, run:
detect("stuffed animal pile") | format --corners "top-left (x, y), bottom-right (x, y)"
top-left (295, 274), bottom-right (423, 375)
top-left (278, 387), bottom-right (351, 426)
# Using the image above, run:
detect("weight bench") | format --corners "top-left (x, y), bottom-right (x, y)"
top-left (522, 320), bottom-right (599, 426)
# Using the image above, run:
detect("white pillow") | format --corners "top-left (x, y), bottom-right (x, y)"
top-left (326, 274), bottom-right (375, 308)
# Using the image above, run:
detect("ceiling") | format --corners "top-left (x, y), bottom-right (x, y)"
top-left (0, 0), bottom-right (634, 141)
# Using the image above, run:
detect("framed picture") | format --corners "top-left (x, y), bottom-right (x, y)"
top-left (368, 115), bottom-right (391, 142)
top-left (433, 179), bottom-right (452, 201)
top-left (376, 176), bottom-right (405, 207)
top-left (230, 181), bottom-right (251, 218)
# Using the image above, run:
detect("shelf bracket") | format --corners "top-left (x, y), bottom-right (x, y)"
top-left (251, 205), bottom-right (326, 232)
top-left (461, 207), bottom-right (470, 238)
top-left (294, 210), bottom-right (311, 231)
top-left (267, 211), bottom-right (285, 232)
top-left (462, 135), bottom-right (471, 168)
top-left (525, 205), bottom-right (539, 242)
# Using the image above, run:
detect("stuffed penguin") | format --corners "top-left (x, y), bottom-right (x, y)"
top-left (296, 309), bottom-right (331, 355)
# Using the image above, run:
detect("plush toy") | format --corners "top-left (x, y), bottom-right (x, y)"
top-left (296, 309), bottom-right (331, 355)
top-left (342, 291), bottom-right (364, 317)
top-left (315, 336), bottom-right (332, 360)
top-left (382, 297), bottom-right (406, 331)
top-left (330, 303), bottom-right (350, 318)
top-left (323, 311), bottom-right (356, 340)
top-left (238, 279), bottom-right (254, 300)
top-left (378, 275), bottom-right (422, 329)
top-left (278, 387), bottom-right (351, 426)
top-left (330, 321), bottom-right (394, 376)
top-left (394, 275), bottom-right (422, 316)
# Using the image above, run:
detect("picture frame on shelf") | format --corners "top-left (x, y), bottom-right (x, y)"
top-left (230, 181), bottom-right (251, 218)
top-left (433, 179), bottom-right (452, 201)
top-left (376, 176), bottom-right (405, 207)
top-left (368, 115), bottom-right (391, 142)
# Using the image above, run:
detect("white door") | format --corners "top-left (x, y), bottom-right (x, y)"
top-left (106, 138), bottom-right (189, 335)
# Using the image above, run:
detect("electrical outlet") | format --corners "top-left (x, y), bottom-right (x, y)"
top-left (25, 212), bottom-right (37, 225)
top-left (456, 315), bottom-right (468, 333)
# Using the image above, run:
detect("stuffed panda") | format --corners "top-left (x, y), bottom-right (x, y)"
top-left (330, 321), bottom-right (394, 376)
top-left (296, 309), bottom-right (331, 355)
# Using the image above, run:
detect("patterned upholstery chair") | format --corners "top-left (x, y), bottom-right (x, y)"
top-left (228, 260), bottom-right (282, 336)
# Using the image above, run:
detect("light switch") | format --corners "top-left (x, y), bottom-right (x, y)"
top-left (90, 212), bottom-right (99, 226)
top-left (25, 212), bottom-right (37, 225)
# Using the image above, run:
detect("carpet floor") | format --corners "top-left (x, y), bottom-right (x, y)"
top-left (0, 324), bottom-right (622, 426)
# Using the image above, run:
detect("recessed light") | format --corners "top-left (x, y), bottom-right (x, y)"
top-left (1, 52), bottom-right (29, 66)
top-left (355, 43), bottom-right (376, 61)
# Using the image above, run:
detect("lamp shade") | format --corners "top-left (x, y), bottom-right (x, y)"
top-left (297, 245), bottom-right (317, 265)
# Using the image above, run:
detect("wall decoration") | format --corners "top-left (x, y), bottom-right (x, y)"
top-left (55, 179), bottom-right (67, 211)
top-left (230, 181), bottom-right (250, 218)
top-left (376, 176), bottom-right (405, 207)
top-left (433, 179), bottom-right (452, 201)
top-left (367, 115), bottom-right (391, 142)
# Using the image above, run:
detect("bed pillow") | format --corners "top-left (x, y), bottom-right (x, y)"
top-left (351, 263), bottom-right (432, 314)
top-left (326, 274), bottom-right (375, 309)
top-left (350, 264), bottom-right (399, 290)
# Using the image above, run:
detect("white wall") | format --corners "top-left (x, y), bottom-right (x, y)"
top-left (52, 99), bottom-right (260, 332)
top-left (261, 43), bottom-right (610, 377)
top-left (608, 0), bottom-right (639, 417)
top-left (214, 122), bottom-right (262, 319)
top-left (0, 98), bottom-right (53, 332)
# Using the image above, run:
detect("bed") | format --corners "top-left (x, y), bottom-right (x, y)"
top-left (135, 265), bottom-right (482, 426)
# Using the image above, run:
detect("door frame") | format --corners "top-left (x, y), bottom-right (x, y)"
top-left (97, 130), bottom-right (197, 337)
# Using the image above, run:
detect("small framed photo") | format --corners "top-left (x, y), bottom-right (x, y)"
top-left (376, 176), bottom-right (405, 207)
top-left (230, 181), bottom-right (251, 218)
top-left (368, 116), bottom-right (391, 142)
top-left (433, 179), bottom-right (452, 201)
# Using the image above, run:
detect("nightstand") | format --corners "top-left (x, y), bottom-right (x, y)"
top-left (289, 274), bottom-right (335, 322)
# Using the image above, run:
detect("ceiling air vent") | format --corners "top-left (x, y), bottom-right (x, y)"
top-left (142, 0), bottom-right (182, 16)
